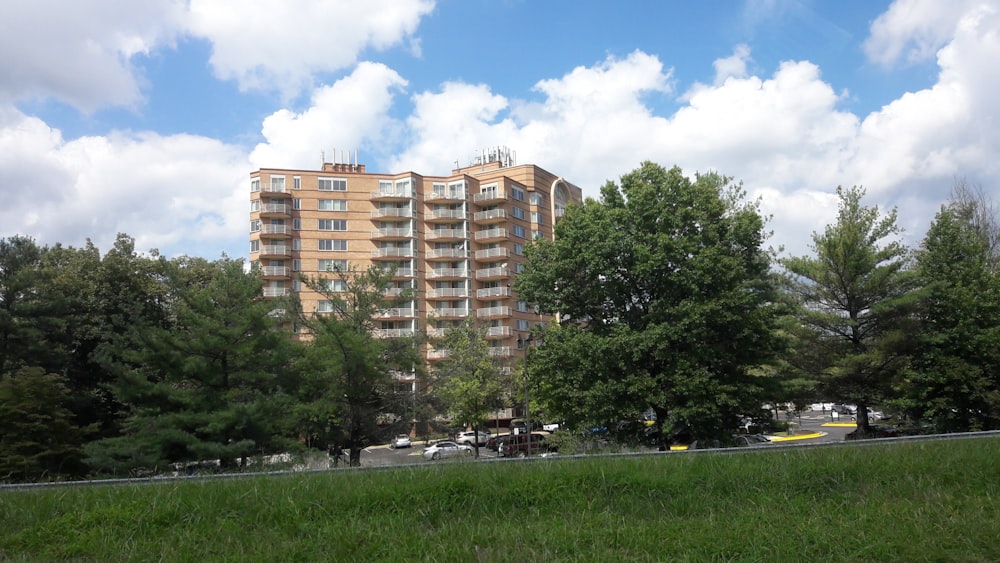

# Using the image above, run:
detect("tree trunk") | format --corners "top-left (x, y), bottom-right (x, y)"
top-left (856, 401), bottom-right (871, 434)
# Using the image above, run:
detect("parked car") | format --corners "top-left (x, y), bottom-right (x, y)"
top-left (422, 440), bottom-right (473, 460)
top-left (486, 435), bottom-right (507, 451)
top-left (733, 434), bottom-right (772, 447)
top-left (498, 433), bottom-right (551, 457)
top-left (455, 430), bottom-right (492, 447)
top-left (389, 434), bottom-right (411, 449)
top-left (542, 422), bottom-right (561, 432)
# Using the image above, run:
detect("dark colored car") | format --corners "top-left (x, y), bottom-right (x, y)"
top-left (486, 435), bottom-right (508, 451)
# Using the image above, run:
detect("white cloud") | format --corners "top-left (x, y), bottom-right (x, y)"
top-left (0, 106), bottom-right (249, 258)
top-left (186, 0), bottom-right (434, 97)
top-left (864, 0), bottom-right (991, 65)
top-left (249, 62), bottom-right (408, 170)
top-left (0, 0), bottom-right (187, 111)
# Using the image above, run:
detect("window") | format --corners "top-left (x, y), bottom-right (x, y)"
top-left (292, 279), bottom-right (301, 292)
top-left (250, 220), bottom-right (261, 232)
top-left (292, 259), bottom-right (301, 272)
top-left (270, 176), bottom-right (285, 191)
top-left (319, 239), bottom-right (347, 251)
top-left (318, 199), bottom-right (348, 211)
top-left (512, 206), bottom-right (526, 220)
top-left (511, 186), bottom-right (525, 202)
top-left (292, 239), bottom-right (301, 251)
top-left (250, 240), bottom-right (260, 253)
top-left (530, 192), bottom-right (543, 205)
top-left (318, 259), bottom-right (348, 271)
top-left (514, 243), bottom-right (524, 256)
top-left (293, 176), bottom-right (301, 190)
top-left (319, 178), bottom-right (347, 191)
top-left (317, 300), bottom-right (333, 313)
top-left (319, 219), bottom-right (347, 231)
top-left (531, 212), bottom-right (543, 225)
top-left (512, 225), bottom-right (526, 238)
top-left (250, 199), bottom-right (260, 212)
top-left (379, 180), bottom-right (393, 192)
top-left (515, 263), bottom-right (525, 273)
top-left (516, 301), bottom-right (529, 312)
top-left (321, 279), bottom-right (348, 292)
top-left (293, 199), bottom-right (301, 210)
top-left (532, 230), bottom-right (543, 240)
top-left (250, 178), bottom-right (260, 192)
top-left (517, 319), bottom-right (530, 331)
top-left (293, 218), bottom-right (301, 230)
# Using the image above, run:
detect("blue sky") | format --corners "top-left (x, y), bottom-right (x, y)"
top-left (2, 0), bottom-right (997, 260)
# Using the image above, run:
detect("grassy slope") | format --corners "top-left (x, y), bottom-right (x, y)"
top-left (2, 438), bottom-right (999, 562)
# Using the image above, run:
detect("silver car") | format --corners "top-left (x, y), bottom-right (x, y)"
top-left (389, 434), bottom-right (411, 449)
top-left (422, 440), bottom-right (473, 461)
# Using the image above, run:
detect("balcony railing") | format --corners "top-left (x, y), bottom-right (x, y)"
top-left (261, 266), bottom-right (291, 277)
top-left (260, 245), bottom-right (291, 257)
top-left (427, 268), bottom-right (469, 279)
top-left (477, 286), bottom-right (511, 299)
top-left (260, 203), bottom-right (289, 214)
top-left (262, 185), bottom-right (287, 193)
top-left (475, 247), bottom-right (510, 260)
top-left (426, 191), bottom-right (466, 202)
top-left (373, 328), bottom-right (416, 338)
top-left (371, 248), bottom-right (414, 258)
top-left (488, 346), bottom-right (513, 357)
top-left (370, 208), bottom-right (413, 219)
top-left (426, 327), bottom-right (447, 339)
top-left (370, 189), bottom-right (414, 200)
top-left (427, 248), bottom-right (469, 260)
top-left (376, 307), bottom-right (416, 318)
top-left (475, 267), bottom-right (508, 280)
top-left (426, 288), bottom-right (471, 299)
top-left (485, 326), bottom-right (512, 338)
top-left (371, 228), bottom-right (414, 239)
top-left (477, 306), bottom-right (512, 318)
top-left (426, 209), bottom-right (468, 221)
top-left (474, 228), bottom-right (507, 241)
top-left (427, 349), bottom-right (450, 360)
top-left (383, 287), bottom-right (410, 298)
top-left (426, 228), bottom-right (467, 240)
top-left (431, 307), bottom-right (470, 318)
top-left (473, 209), bottom-right (507, 222)
top-left (261, 224), bottom-right (290, 236)
top-left (381, 267), bottom-right (415, 278)
top-left (473, 190), bottom-right (506, 203)
top-left (263, 287), bottom-right (289, 297)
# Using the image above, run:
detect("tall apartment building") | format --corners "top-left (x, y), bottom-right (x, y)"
top-left (248, 149), bottom-right (583, 378)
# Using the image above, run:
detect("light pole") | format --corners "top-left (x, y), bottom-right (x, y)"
top-left (517, 333), bottom-right (538, 444)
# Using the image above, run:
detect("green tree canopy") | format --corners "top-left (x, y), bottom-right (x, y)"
top-left (781, 185), bottom-right (914, 433)
top-left (516, 162), bottom-right (785, 445)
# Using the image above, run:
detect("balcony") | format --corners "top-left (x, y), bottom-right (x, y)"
top-left (259, 245), bottom-right (291, 258)
top-left (425, 209), bottom-right (468, 222)
top-left (370, 189), bottom-right (414, 202)
top-left (371, 228), bottom-right (414, 240)
top-left (426, 349), bottom-right (450, 360)
top-left (426, 248), bottom-right (469, 260)
top-left (380, 267), bottom-right (415, 279)
top-left (426, 327), bottom-right (447, 339)
top-left (473, 208), bottom-right (507, 223)
top-left (263, 287), bottom-right (289, 298)
top-left (383, 287), bottom-right (411, 298)
top-left (474, 228), bottom-right (507, 242)
top-left (476, 306), bottom-right (512, 319)
top-left (371, 248), bottom-right (414, 259)
top-left (373, 328), bottom-right (416, 338)
top-left (475, 266), bottom-right (508, 280)
top-left (473, 190), bottom-right (506, 205)
top-left (485, 326), bottom-right (513, 338)
top-left (426, 191), bottom-right (466, 202)
top-left (488, 346), bottom-right (513, 358)
top-left (261, 266), bottom-right (291, 278)
top-left (375, 307), bottom-right (416, 319)
top-left (427, 267), bottom-right (469, 280)
top-left (426, 288), bottom-right (470, 299)
top-left (370, 208), bottom-right (413, 220)
top-left (259, 203), bottom-right (289, 217)
top-left (477, 286), bottom-right (511, 299)
top-left (475, 247), bottom-right (510, 260)
top-left (426, 228), bottom-right (467, 241)
top-left (260, 224), bottom-right (291, 237)
top-left (431, 307), bottom-right (470, 319)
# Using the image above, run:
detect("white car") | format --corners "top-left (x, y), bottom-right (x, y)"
top-left (389, 434), bottom-right (411, 449)
top-left (423, 440), bottom-right (473, 460)
top-left (542, 422), bottom-right (560, 432)
top-left (455, 430), bottom-right (491, 446)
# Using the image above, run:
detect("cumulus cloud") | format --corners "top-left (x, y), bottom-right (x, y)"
top-left (864, 0), bottom-right (990, 66)
top-left (249, 62), bottom-right (408, 170)
top-left (0, 106), bottom-right (249, 258)
top-left (0, 0), bottom-right (186, 111)
top-left (186, 0), bottom-right (434, 97)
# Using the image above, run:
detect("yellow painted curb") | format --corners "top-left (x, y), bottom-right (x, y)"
top-left (767, 431), bottom-right (826, 442)
top-left (822, 422), bottom-right (858, 427)
top-left (669, 445), bottom-right (688, 451)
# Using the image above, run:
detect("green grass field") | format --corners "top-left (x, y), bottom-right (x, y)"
top-left (3, 438), bottom-right (999, 562)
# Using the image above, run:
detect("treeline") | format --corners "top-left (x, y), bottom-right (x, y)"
top-left (2, 162), bottom-right (998, 481)
top-left (0, 235), bottom-right (430, 482)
